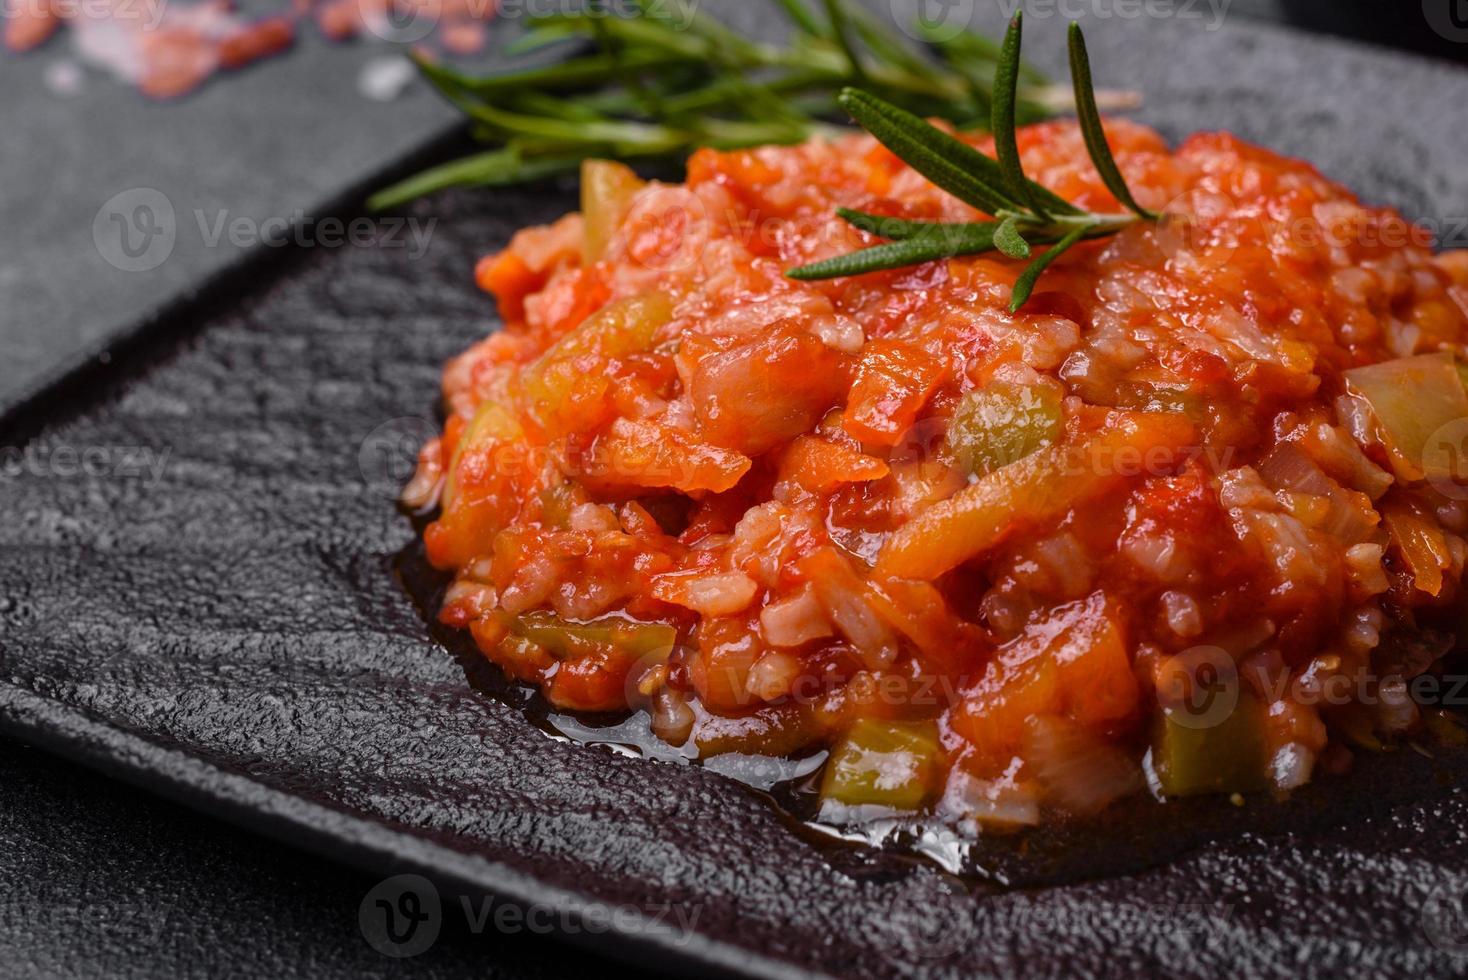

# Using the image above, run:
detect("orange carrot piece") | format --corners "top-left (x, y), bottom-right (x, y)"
top-left (877, 412), bottom-right (1197, 580)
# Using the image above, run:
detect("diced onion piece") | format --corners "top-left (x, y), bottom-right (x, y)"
top-left (1382, 499), bottom-right (1453, 597)
top-left (651, 570), bottom-right (759, 617)
top-left (581, 159), bottom-right (646, 262)
top-left (759, 586), bottom-right (833, 648)
top-left (819, 718), bottom-right (944, 811)
top-left (649, 687), bottom-right (695, 746)
top-left (745, 651), bottom-right (802, 702)
top-left (1024, 716), bottom-right (1142, 814)
top-left (401, 437), bottom-right (444, 511)
top-left (798, 549), bottom-right (898, 669)
top-left (1344, 352), bottom-right (1468, 483)
top-left (938, 770), bottom-right (1041, 831)
top-left (1374, 677), bottom-right (1420, 733)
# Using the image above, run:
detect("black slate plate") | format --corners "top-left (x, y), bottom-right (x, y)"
top-left (6, 7), bottom-right (1468, 978)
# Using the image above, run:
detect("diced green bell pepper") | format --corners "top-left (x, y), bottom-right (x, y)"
top-left (1152, 690), bottom-right (1267, 797)
top-left (820, 718), bottom-right (944, 811)
top-left (947, 381), bottom-right (1063, 477)
top-left (502, 610), bottom-right (677, 661)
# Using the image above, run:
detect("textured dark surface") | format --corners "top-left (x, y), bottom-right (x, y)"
top-left (6, 4), bottom-right (1468, 979)
top-left (0, 15), bottom-right (462, 413)
top-left (0, 738), bottom-right (613, 979)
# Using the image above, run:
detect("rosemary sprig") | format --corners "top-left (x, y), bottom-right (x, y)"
top-left (369, 0), bottom-right (1138, 211)
top-left (787, 14), bottom-right (1157, 312)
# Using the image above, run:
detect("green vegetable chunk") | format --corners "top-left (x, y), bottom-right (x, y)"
top-left (504, 611), bottom-right (677, 661)
top-left (1152, 690), bottom-right (1267, 797)
top-left (820, 718), bottom-right (944, 811)
top-left (947, 381), bottom-right (1062, 477)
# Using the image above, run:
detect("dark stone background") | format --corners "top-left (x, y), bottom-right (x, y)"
top-left (2, 0), bottom-right (1465, 976)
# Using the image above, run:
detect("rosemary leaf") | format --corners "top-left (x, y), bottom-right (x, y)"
top-left (1067, 22), bottom-right (1156, 219)
top-left (368, 150), bottom-right (581, 211)
top-left (503, 24), bottom-right (578, 57)
top-left (838, 89), bottom-right (1016, 216)
top-left (510, 90), bottom-right (608, 123)
top-left (786, 19), bottom-right (1151, 309)
top-left (420, 48), bottom-right (691, 98)
top-left (847, 4), bottom-right (947, 89)
top-left (773, 0), bottom-right (823, 36)
top-left (994, 215), bottom-right (1032, 259)
top-left (660, 69), bottom-right (832, 117)
top-left (788, 224), bottom-right (1000, 280)
top-left (654, 0), bottom-right (766, 60)
top-left (993, 13), bottom-right (1047, 219)
top-left (835, 208), bottom-right (986, 241)
top-left (568, 8), bottom-right (711, 60)
top-left (840, 90), bottom-right (1081, 218)
top-left (914, 22), bottom-right (1041, 80)
top-left (1009, 222), bottom-right (1093, 311)
top-left (821, 0), bottom-right (868, 83)
top-left (379, 0), bottom-right (1140, 218)
top-left (493, 108), bottom-right (673, 150)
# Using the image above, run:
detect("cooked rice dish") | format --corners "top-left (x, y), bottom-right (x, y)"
top-left (405, 118), bottom-right (1468, 828)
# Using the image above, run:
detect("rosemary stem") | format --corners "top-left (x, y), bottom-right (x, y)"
top-left (1020, 212), bottom-right (1142, 236)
